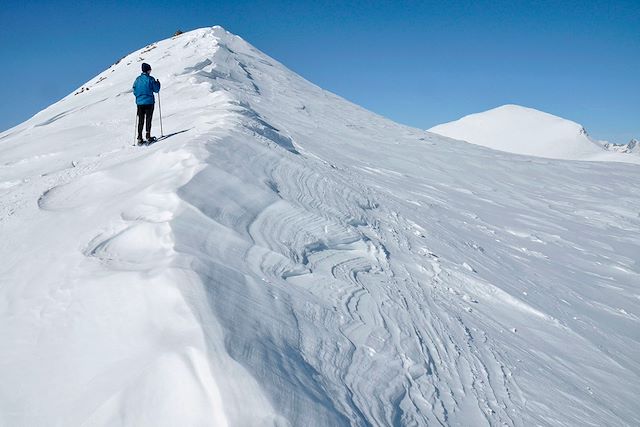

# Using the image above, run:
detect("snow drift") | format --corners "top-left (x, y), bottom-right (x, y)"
top-left (429, 104), bottom-right (640, 162)
top-left (1, 27), bottom-right (639, 426)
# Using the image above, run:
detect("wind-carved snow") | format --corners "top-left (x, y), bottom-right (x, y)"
top-left (429, 104), bottom-right (640, 163)
top-left (1, 26), bottom-right (639, 426)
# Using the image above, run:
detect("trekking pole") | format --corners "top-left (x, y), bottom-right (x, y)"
top-left (158, 92), bottom-right (164, 137)
top-left (134, 111), bottom-right (138, 146)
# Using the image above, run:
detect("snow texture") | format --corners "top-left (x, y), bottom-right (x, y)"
top-left (1, 26), bottom-right (639, 426)
top-left (429, 104), bottom-right (640, 162)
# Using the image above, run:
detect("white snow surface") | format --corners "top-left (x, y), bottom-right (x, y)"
top-left (429, 104), bottom-right (640, 162)
top-left (1, 27), bottom-right (639, 426)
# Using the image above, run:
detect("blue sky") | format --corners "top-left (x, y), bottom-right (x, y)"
top-left (1, 0), bottom-right (638, 143)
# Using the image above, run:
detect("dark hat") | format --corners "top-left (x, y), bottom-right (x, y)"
top-left (141, 63), bottom-right (152, 73)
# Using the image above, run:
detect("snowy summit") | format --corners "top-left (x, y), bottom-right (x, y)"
top-left (1, 26), bottom-right (639, 426)
top-left (429, 104), bottom-right (640, 162)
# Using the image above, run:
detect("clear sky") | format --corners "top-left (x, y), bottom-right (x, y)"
top-left (1, 0), bottom-right (638, 143)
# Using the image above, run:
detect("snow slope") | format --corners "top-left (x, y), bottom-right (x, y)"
top-left (1, 27), bottom-right (639, 426)
top-left (429, 104), bottom-right (640, 162)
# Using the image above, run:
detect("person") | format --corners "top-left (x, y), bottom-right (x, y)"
top-left (133, 63), bottom-right (161, 144)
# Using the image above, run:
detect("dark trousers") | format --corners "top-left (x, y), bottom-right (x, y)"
top-left (137, 104), bottom-right (154, 139)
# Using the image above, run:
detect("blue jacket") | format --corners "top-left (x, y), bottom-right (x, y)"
top-left (133, 73), bottom-right (161, 105)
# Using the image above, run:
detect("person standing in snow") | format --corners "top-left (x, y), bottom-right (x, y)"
top-left (133, 63), bottom-right (161, 144)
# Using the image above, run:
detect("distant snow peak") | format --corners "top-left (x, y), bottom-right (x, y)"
top-left (429, 104), bottom-right (639, 163)
top-left (603, 138), bottom-right (639, 154)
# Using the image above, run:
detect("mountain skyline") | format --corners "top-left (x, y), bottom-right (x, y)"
top-left (1, 1), bottom-right (638, 144)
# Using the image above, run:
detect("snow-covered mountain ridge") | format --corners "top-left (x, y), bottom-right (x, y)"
top-left (429, 104), bottom-right (640, 162)
top-left (604, 138), bottom-right (639, 154)
top-left (1, 27), bottom-right (639, 426)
